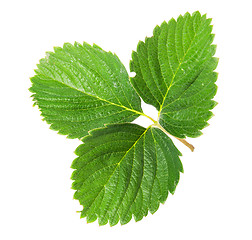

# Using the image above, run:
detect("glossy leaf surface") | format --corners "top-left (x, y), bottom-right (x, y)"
top-left (30, 43), bottom-right (142, 139)
top-left (30, 11), bottom-right (218, 226)
top-left (71, 123), bottom-right (183, 226)
top-left (130, 11), bottom-right (218, 138)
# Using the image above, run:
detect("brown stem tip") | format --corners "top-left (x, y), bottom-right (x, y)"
top-left (153, 122), bottom-right (195, 152)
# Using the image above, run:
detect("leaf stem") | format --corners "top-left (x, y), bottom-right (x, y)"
top-left (140, 112), bottom-right (194, 152)
top-left (152, 121), bottom-right (195, 152)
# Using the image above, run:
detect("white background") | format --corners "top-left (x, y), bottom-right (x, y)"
top-left (1, 0), bottom-right (252, 239)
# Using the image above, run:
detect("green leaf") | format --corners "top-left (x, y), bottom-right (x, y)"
top-left (30, 42), bottom-right (143, 139)
top-left (130, 11), bottom-right (218, 138)
top-left (71, 123), bottom-right (183, 226)
top-left (30, 11), bottom-right (218, 226)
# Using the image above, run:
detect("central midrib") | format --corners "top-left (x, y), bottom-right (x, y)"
top-left (40, 73), bottom-right (145, 117)
top-left (158, 22), bottom-right (202, 118)
top-left (81, 126), bottom-right (150, 215)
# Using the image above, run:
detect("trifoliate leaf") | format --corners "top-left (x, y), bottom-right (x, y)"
top-left (130, 11), bottom-right (218, 138)
top-left (71, 123), bottom-right (183, 226)
top-left (30, 11), bottom-right (218, 226)
top-left (30, 42), bottom-right (142, 139)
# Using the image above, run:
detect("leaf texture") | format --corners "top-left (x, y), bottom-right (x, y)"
top-left (30, 43), bottom-right (142, 139)
top-left (30, 11), bottom-right (218, 226)
top-left (130, 11), bottom-right (218, 138)
top-left (71, 123), bottom-right (183, 226)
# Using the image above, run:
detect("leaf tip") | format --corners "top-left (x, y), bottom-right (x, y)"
top-left (63, 42), bottom-right (73, 50)
top-left (53, 46), bottom-right (62, 53)
top-left (192, 10), bottom-right (201, 17)
top-left (183, 11), bottom-right (191, 18)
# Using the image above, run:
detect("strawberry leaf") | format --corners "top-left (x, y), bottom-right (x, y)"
top-left (30, 42), bottom-right (143, 139)
top-left (30, 11), bottom-right (218, 226)
top-left (71, 123), bottom-right (183, 226)
top-left (130, 11), bottom-right (218, 138)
